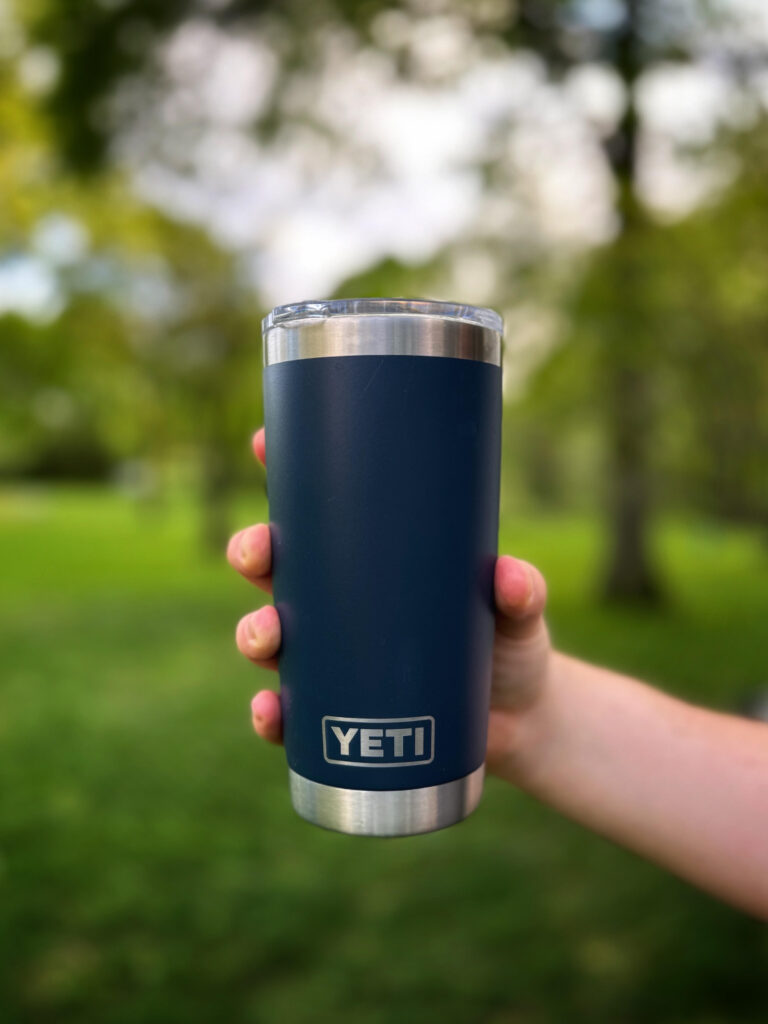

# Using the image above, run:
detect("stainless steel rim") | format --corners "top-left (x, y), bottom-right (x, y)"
top-left (263, 297), bottom-right (503, 333)
top-left (264, 315), bottom-right (502, 367)
top-left (288, 765), bottom-right (485, 837)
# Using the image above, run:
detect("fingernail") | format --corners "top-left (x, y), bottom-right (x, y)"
top-left (251, 695), bottom-right (264, 723)
top-left (522, 565), bottom-right (535, 609)
top-left (246, 611), bottom-right (266, 649)
top-left (239, 529), bottom-right (253, 567)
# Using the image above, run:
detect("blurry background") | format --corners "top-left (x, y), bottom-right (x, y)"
top-left (1, 0), bottom-right (767, 1021)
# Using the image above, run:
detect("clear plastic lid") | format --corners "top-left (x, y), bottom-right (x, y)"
top-left (262, 297), bottom-right (503, 334)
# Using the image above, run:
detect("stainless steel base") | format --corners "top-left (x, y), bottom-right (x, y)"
top-left (288, 765), bottom-right (485, 837)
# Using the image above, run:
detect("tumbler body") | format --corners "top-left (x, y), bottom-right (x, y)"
top-left (262, 299), bottom-right (502, 836)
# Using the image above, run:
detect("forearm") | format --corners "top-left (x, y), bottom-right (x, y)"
top-left (510, 652), bottom-right (768, 918)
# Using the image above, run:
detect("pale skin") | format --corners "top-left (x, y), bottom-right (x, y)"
top-left (228, 428), bottom-right (768, 920)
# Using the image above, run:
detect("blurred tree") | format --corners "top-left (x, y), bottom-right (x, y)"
top-left (0, 301), bottom-right (142, 482)
top-left (18, 0), bottom-right (768, 587)
top-left (492, 0), bottom-right (764, 599)
top-left (662, 127), bottom-right (768, 530)
top-left (0, 45), bottom-right (261, 548)
top-left (520, 120), bottom-right (768, 548)
top-left (134, 217), bottom-right (263, 551)
top-left (506, 0), bottom-right (685, 601)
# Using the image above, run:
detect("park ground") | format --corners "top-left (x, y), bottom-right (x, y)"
top-left (1, 486), bottom-right (767, 1024)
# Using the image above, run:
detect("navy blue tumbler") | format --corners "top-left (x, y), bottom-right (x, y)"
top-left (262, 298), bottom-right (503, 835)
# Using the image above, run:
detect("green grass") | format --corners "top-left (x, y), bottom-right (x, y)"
top-left (1, 486), bottom-right (767, 1024)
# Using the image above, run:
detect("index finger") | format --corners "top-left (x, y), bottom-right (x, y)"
top-left (252, 427), bottom-right (266, 466)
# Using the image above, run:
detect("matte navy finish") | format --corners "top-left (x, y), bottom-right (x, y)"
top-left (263, 354), bottom-right (502, 791)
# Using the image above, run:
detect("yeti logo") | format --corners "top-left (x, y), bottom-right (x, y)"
top-left (322, 716), bottom-right (435, 767)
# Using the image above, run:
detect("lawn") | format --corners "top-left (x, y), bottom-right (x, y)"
top-left (1, 486), bottom-right (766, 1024)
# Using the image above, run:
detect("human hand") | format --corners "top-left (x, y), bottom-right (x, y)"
top-left (227, 427), bottom-right (552, 785)
top-left (231, 429), bottom-right (768, 912)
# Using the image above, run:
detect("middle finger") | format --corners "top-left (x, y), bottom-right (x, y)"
top-left (236, 604), bottom-right (281, 670)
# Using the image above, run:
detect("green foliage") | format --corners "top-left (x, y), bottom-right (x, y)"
top-left (1, 487), bottom-right (766, 1023)
top-left (332, 256), bottom-right (452, 302)
top-left (518, 139), bottom-right (768, 525)
top-left (23, 0), bottom-right (400, 172)
top-left (0, 52), bottom-right (263, 532)
top-left (20, 0), bottom-right (702, 173)
top-left (25, 0), bottom-right (192, 172)
top-left (0, 304), bottom-right (139, 478)
top-left (6, 0), bottom-right (766, 565)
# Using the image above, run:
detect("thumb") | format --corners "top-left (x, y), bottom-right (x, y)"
top-left (490, 556), bottom-right (550, 714)
top-left (494, 556), bottom-right (548, 639)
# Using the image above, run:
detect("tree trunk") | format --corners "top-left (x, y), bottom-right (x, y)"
top-left (602, 359), bottom-right (661, 602)
top-left (601, 0), bottom-right (663, 603)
